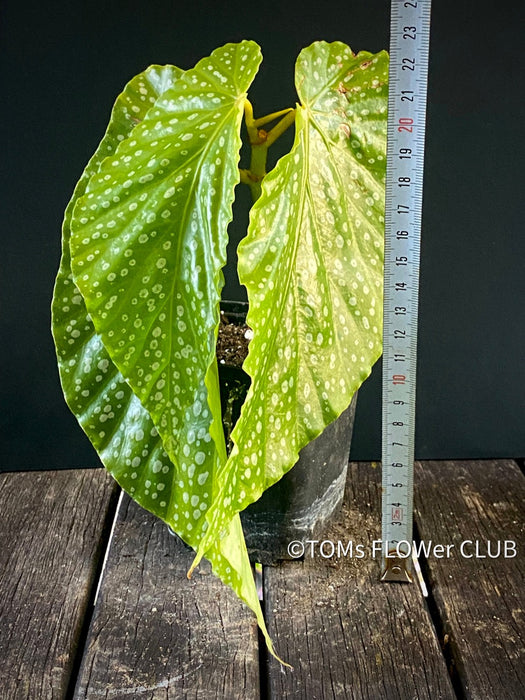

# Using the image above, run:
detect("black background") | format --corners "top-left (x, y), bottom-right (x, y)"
top-left (2, 0), bottom-right (524, 470)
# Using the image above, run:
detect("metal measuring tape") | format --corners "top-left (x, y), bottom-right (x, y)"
top-left (381, 0), bottom-right (432, 582)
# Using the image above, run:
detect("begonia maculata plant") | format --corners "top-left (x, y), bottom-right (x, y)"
top-left (52, 40), bottom-right (388, 659)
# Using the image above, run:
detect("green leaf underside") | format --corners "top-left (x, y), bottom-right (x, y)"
top-left (195, 42), bottom-right (388, 561)
top-left (52, 45), bottom-right (280, 660)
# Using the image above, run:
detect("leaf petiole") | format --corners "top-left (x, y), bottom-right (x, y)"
top-left (244, 99), bottom-right (296, 146)
top-left (264, 107), bottom-right (296, 147)
top-left (253, 106), bottom-right (294, 128)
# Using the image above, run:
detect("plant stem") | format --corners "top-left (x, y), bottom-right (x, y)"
top-left (247, 141), bottom-right (268, 202)
top-left (242, 100), bottom-right (296, 202)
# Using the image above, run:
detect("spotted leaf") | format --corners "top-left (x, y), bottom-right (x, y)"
top-left (194, 42), bottom-right (388, 560)
top-left (52, 46), bottom-right (281, 661)
top-left (70, 41), bottom-right (262, 476)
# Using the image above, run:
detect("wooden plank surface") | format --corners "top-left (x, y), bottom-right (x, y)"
top-left (414, 459), bottom-right (525, 700)
top-left (0, 468), bottom-right (119, 699)
top-left (3, 461), bottom-right (522, 699)
top-left (263, 462), bottom-right (455, 699)
top-left (74, 494), bottom-right (260, 699)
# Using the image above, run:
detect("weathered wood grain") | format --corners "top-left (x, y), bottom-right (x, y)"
top-left (414, 460), bottom-right (525, 700)
top-left (0, 469), bottom-right (119, 699)
top-left (263, 462), bottom-right (455, 699)
top-left (4, 461), bottom-right (522, 699)
top-left (74, 494), bottom-right (260, 700)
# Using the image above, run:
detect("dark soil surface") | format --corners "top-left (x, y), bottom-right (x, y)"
top-left (217, 310), bottom-right (251, 368)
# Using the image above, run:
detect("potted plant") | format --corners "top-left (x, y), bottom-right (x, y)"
top-left (52, 40), bottom-right (388, 661)
top-left (217, 299), bottom-right (360, 565)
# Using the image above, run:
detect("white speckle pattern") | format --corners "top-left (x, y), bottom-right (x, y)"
top-left (198, 41), bottom-right (387, 549)
top-left (52, 41), bottom-right (386, 653)
top-left (52, 42), bottom-right (273, 628)
top-left (68, 41), bottom-right (263, 551)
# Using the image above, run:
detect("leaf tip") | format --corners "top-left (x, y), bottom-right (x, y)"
top-left (187, 549), bottom-right (204, 579)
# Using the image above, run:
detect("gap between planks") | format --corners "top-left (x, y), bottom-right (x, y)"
top-left (72, 493), bottom-right (260, 699)
top-left (0, 468), bottom-right (120, 700)
top-left (414, 459), bottom-right (525, 700)
top-left (2, 460), bottom-right (522, 699)
top-left (262, 462), bottom-right (455, 700)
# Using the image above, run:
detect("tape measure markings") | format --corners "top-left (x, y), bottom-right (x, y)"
top-left (381, 0), bottom-right (432, 582)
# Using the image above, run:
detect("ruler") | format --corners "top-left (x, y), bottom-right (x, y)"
top-left (381, 0), bottom-right (431, 582)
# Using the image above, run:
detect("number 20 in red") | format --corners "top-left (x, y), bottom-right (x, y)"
top-left (398, 117), bottom-right (413, 133)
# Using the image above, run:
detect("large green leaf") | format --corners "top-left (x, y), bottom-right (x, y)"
top-left (52, 45), bottom-right (281, 660)
top-left (69, 42), bottom-right (262, 485)
top-left (195, 42), bottom-right (388, 560)
top-left (53, 63), bottom-right (185, 521)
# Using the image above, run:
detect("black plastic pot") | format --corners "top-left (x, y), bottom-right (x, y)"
top-left (219, 300), bottom-right (357, 564)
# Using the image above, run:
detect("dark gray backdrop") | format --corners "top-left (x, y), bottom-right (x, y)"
top-left (2, 0), bottom-right (524, 470)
